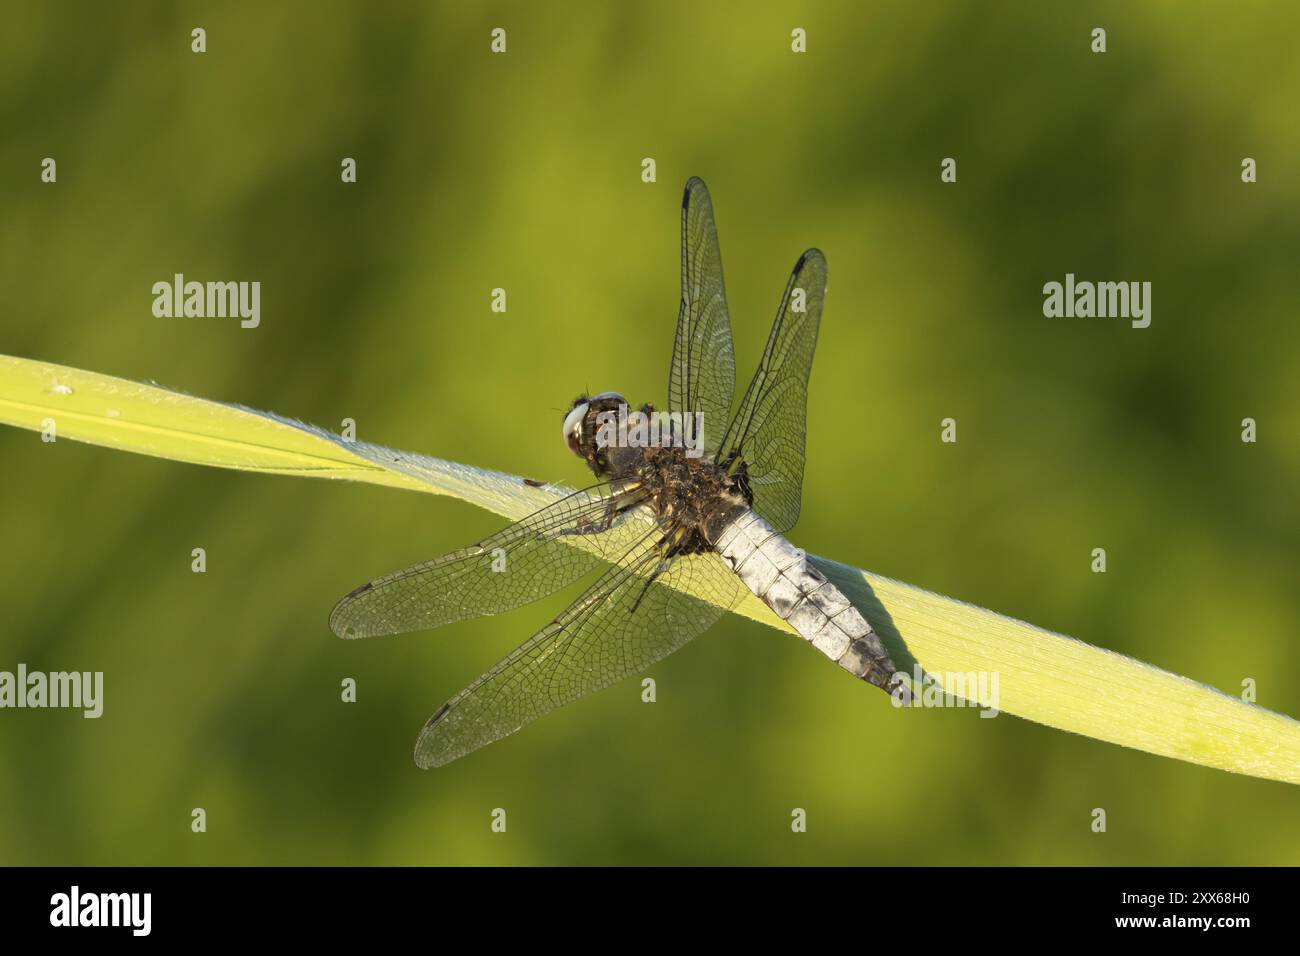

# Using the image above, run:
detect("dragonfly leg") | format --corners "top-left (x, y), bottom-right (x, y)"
top-left (628, 529), bottom-right (686, 613)
top-left (567, 483), bottom-right (646, 537)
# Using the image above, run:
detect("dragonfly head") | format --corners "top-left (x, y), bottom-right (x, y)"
top-left (563, 391), bottom-right (626, 472)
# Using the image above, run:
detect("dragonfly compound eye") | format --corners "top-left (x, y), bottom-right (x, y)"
top-left (563, 401), bottom-right (589, 457)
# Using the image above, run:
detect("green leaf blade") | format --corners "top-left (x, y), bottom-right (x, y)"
top-left (3, 353), bottom-right (1296, 784)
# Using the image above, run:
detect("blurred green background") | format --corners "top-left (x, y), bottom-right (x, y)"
top-left (1, 1), bottom-right (1297, 865)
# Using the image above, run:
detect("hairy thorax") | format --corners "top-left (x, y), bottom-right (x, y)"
top-left (566, 393), bottom-right (752, 554)
top-left (628, 447), bottom-right (750, 553)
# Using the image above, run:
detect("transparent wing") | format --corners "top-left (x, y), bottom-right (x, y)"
top-left (717, 249), bottom-right (827, 534)
top-left (668, 177), bottom-right (735, 459)
top-left (414, 538), bottom-right (745, 768)
top-left (329, 482), bottom-right (654, 640)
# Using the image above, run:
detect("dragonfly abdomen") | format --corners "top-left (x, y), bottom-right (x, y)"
top-left (713, 509), bottom-right (900, 694)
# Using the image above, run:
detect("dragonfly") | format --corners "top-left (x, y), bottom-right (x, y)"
top-left (330, 178), bottom-right (902, 767)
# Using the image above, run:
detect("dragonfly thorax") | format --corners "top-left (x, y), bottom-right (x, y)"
top-left (634, 449), bottom-right (750, 553)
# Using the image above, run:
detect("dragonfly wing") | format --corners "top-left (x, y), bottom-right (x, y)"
top-left (414, 539), bottom-right (744, 768)
top-left (717, 249), bottom-right (827, 534)
top-left (329, 482), bottom-right (653, 639)
top-left (668, 177), bottom-right (736, 459)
